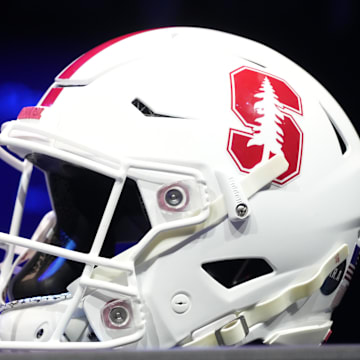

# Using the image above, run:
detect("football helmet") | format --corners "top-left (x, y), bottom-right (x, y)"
top-left (0, 27), bottom-right (359, 350)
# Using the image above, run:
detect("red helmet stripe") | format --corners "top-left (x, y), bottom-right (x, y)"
top-left (40, 87), bottom-right (63, 107)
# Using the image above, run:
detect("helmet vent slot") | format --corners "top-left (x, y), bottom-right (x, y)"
top-left (330, 121), bottom-right (347, 155)
top-left (242, 58), bottom-right (266, 68)
top-left (202, 258), bottom-right (273, 289)
top-left (132, 98), bottom-right (178, 118)
top-left (132, 98), bottom-right (158, 117)
top-left (320, 103), bottom-right (348, 155)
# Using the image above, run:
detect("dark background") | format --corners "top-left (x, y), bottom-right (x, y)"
top-left (0, 0), bottom-right (359, 345)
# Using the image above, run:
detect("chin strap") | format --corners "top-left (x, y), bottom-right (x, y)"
top-left (182, 244), bottom-right (349, 347)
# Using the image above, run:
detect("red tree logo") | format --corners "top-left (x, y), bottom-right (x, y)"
top-left (228, 67), bottom-right (303, 185)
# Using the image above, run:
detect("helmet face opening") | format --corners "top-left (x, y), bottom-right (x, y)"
top-left (8, 154), bottom-right (152, 300)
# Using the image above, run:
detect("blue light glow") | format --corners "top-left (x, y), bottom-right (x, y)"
top-left (115, 242), bottom-right (137, 254)
top-left (25, 185), bottom-right (52, 214)
top-left (38, 236), bottom-right (76, 281)
top-left (0, 82), bottom-right (42, 123)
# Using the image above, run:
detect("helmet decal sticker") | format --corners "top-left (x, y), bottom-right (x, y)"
top-left (320, 260), bottom-right (346, 295)
top-left (17, 106), bottom-right (45, 120)
top-left (228, 66), bottom-right (304, 185)
top-left (329, 244), bottom-right (360, 308)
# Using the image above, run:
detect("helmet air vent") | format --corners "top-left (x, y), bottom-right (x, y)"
top-left (202, 258), bottom-right (273, 289)
top-left (320, 104), bottom-right (348, 155)
top-left (132, 98), bottom-right (179, 118)
top-left (132, 98), bottom-right (158, 117)
top-left (330, 121), bottom-right (347, 155)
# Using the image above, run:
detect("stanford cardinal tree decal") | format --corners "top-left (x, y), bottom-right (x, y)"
top-left (247, 77), bottom-right (285, 162)
top-left (228, 67), bottom-right (304, 184)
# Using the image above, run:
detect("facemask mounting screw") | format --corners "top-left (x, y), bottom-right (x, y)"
top-left (236, 203), bottom-right (248, 218)
top-left (165, 188), bottom-right (184, 207)
top-left (109, 306), bottom-right (129, 326)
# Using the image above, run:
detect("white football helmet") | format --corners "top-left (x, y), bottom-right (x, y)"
top-left (0, 27), bottom-right (359, 350)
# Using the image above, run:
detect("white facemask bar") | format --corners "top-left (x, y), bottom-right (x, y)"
top-left (0, 159), bottom-right (33, 302)
top-left (0, 121), bottom-right (212, 349)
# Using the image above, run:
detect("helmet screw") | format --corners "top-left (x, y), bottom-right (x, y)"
top-left (171, 293), bottom-right (191, 314)
top-left (109, 306), bottom-right (129, 326)
top-left (236, 203), bottom-right (248, 218)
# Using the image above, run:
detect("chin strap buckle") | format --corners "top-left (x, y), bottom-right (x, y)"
top-left (181, 314), bottom-right (249, 347)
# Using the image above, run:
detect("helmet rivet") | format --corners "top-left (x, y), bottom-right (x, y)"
top-left (109, 306), bottom-right (128, 325)
top-left (171, 293), bottom-right (191, 314)
top-left (236, 203), bottom-right (248, 218)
